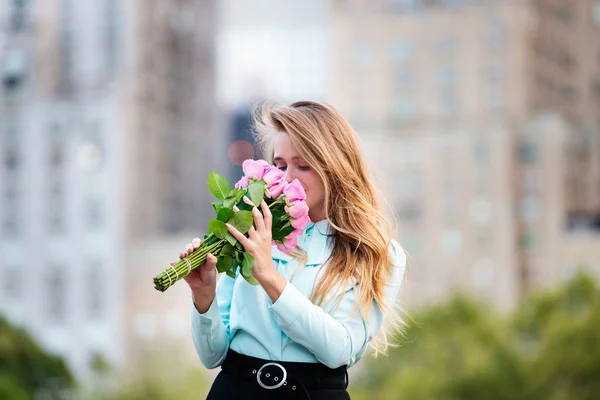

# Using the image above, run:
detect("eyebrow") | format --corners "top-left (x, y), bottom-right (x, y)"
top-left (273, 156), bottom-right (301, 162)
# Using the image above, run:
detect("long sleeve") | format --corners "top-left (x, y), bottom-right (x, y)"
top-left (269, 241), bottom-right (407, 369)
top-left (191, 273), bottom-right (236, 369)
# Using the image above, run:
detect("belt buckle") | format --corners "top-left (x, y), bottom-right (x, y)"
top-left (256, 362), bottom-right (287, 390)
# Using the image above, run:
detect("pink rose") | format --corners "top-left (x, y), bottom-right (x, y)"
top-left (288, 228), bottom-right (304, 239)
top-left (262, 166), bottom-right (285, 185)
top-left (235, 176), bottom-right (249, 189)
top-left (276, 235), bottom-right (298, 253)
top-left (242, 159), bottom-right (270, 180)
top-left (286, 201), bottom-right (309, 219)
top-left (290, 214), bottom-right (311, 230)
top-left (283, 179), bottom-right (306, 203)
top-left (267, 179), bottom-right (287, 199)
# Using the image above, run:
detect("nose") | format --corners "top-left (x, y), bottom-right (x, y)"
top-left (284, 169), bottom-right (295, 183)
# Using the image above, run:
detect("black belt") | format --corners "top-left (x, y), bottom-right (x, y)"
top-left (221, 350), bottom-right (348, 398)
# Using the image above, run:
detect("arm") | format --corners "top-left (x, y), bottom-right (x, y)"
top-left (191, 273), bottom-right (236, 369)
top-left (269, 241), bottom-right (407, 369)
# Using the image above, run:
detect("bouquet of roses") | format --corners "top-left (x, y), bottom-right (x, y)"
top-left (153, 159), bottom-right (310, 292)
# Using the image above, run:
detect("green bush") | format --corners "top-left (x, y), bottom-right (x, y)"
top-left (350, 273), bottom-right (600, 400)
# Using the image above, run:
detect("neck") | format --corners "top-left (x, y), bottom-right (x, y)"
top-left (309, 207), bottom-right (326, 223)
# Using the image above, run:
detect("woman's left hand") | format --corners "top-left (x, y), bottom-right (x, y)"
top-left (226, 199), bottom-right (277, 284)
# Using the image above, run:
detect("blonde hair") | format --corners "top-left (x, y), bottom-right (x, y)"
top-left (252, 100), bottom-right (405, 355)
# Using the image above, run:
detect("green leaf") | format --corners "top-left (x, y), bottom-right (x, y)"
top-left (235, 188), bottom-right (246, 204)
top-left (208, 171), bottom-right (230, 200)
top-left (219, 243), bottom-right (235, 257)
top-left (271, 208), bottom-right (284, 229)
top-left (228, 210), bottom-right (253, 234)
top-left (242, 252), bottom-right (255, 277)
top-left (211, 200), bottom-right (223, 214)
top-left (217, 208), bottom-right (234, 223)
top-left (242, 274), bottom-right (260, 286)
top-left (235, 250), bottom-right (243, 265)
top-left (223, 197), bottom-right (236, 209)
top-left (225, 234), bottom-right (237, 246)
top-left (272, 224), bottom-right (295, 241)
top-left (228, 187), bottom-right (240, 198)
top-left (225, 265), bottom-right (237, 279)
top-left (235, 241), bottom-right (243, 251)
top-left (208, 220), bottom-right (228, 239)
top-left (247, 181), bottom-right (265, 207)
top-left (216, 256), bottom-right (232, 273)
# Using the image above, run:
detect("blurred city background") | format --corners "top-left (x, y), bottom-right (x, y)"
top-left (1, 0), bottom-right (600, 399)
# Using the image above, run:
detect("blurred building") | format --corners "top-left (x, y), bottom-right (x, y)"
top-left (331, 0), bottom-right (600, 308)
top-left (217, 0), bottom-right (329, 109)
top-left (0, 0), bottom-right (220, 382)
top-left (530, 0), bottom-right (600, 216)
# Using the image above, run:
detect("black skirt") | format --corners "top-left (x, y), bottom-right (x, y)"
top-left (206, 350), bottom-right (351, 400)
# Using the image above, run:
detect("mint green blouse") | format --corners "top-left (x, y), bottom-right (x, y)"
top-left (191, 219), bottom-right (406, 369)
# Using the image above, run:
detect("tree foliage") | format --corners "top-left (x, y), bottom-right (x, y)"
top-left (0, 316), bottom-right (75, 399)
top-left (350, 273), bottom-right (600, 400)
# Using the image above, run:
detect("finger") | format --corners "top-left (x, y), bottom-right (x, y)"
top-left (226, 223), bottom-right (252, 250)
top-left (179, 251), bottom-right (186, 259)
top-left (252, 206), bottom-right (266, 233)
top-left (205, 253), bottom-right (217, 267)
top-left (261, 200), bottom-right (272, 232)
top-left (192, 238), bottom-right (201, 249)
top-left (247, 226), bottom-right (257, 240)
top-left (186, 243), bottom-right (194, 254)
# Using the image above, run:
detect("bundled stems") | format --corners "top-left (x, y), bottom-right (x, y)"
top-left (153, 239), bottom-right (225, 292)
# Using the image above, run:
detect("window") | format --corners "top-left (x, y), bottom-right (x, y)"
top-left (104, 0), bottom-right (120, 76)
top-left (391, 98), bottom-right (417, 121)
top-left (391, 0), bottom-right (421, 12)
top-left (401, 235), bottom-right (422, 255)
top-left (395, 173), bottom-right (423, 198)
top-left (436, 66), bottom-right (458, 85)
top-left (436, 36), bottom-right (458, 54)
top-left (441, 89), bottom-right (460, 114)
top-left (11, 0), bottom-right (27, 32)
top-left (485, 58), bottom-right (503, 80)
top-left (440, 229), bottom-right (462, 256)
top-left (87, 263), bottom-right (102, 319)
top-left (389, 41), bottom-right (415, 62)
top-left (48, 180), bottom-right (65, 234)
top-left (3, 213), bottom-right (19, 237)
top-left (470, 199), bottom-right (491, 224)
top-left (4, 147), bottom-right (20, 170)
top-left (486, 86), bottom-right (503, 108)
top-left (520, 196), bottom-right (540, 222)
top-left (351, 43), bottom-right (372, 65)
top-left (397, 202), bottom-right (422, 222)
top-left (47, 267), bottom-right (66, 322)
top-left (471, 259), bottom-right (494, 290)
top-left (86, 198), bottom-right (104, 230)
top-left (134, 313), bottom-right (157, 339)
top-left (394, 66), bottom-right (414, 87)
top-left (50, 142), bottom-right (65, 168)
top-left (3, 266), bottom-right (21, 300)
top-left (521, 231), bottom-right (539, 252)
top-left (484, 21), bottom-right (503, 47)
top-left (519, 141), bottom-right (537, 163)
top-left (59, 0), bottom-right (74, 91)
top-left (473, 140), bottom-right (488, 163)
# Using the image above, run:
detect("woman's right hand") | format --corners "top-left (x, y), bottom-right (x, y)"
top-left (171, 237), bottom-right (217, 298)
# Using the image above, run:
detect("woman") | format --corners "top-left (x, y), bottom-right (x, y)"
top-left (174, 101), bottom-right (406, 399)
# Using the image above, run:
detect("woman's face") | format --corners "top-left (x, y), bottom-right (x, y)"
top-left (273, 132), bottom-right (326, 222)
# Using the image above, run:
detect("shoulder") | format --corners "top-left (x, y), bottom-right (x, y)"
top-left (389, 239), bottom-right (407, 271)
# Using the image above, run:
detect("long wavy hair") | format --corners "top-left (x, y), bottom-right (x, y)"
top-left (252, 100), bottom-right (405, 355)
